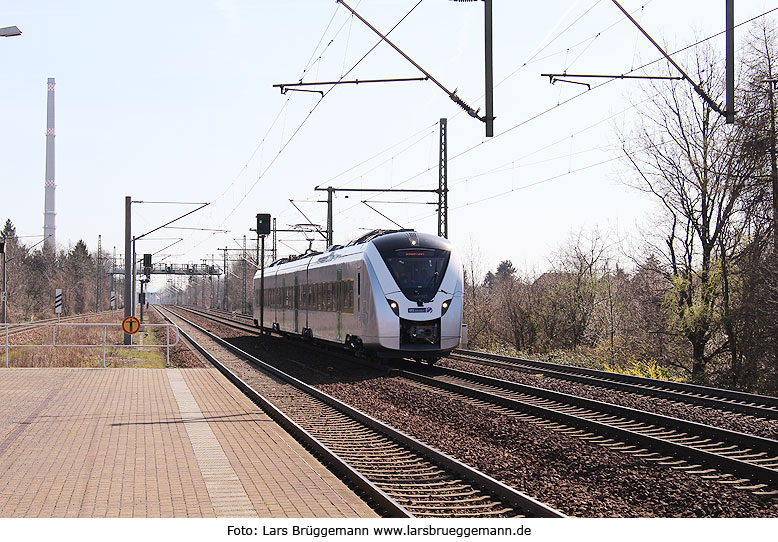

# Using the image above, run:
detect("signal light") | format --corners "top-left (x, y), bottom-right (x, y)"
top-left (256, 213), bottom-right (271, 236)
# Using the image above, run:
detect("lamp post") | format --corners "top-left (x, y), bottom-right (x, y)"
top-left (0, 23), bottom-right (21, 324)
top-left (0, 26), bottom-right (22, 37)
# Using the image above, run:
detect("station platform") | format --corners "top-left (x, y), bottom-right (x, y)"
top-left (0, 367), bottom-right (378, 518)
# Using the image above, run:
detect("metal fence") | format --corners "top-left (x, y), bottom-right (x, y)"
top-left (2, 322), bottom-right (180, 368)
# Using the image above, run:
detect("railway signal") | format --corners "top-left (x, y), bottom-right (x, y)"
top-left (256, 213), bottom-right (271, 236)
top-left (143, 253), bottom-right (152, 278)
top-left (251, 213), bottom-right (272, 333)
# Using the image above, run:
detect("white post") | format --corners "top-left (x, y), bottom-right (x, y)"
top-left (102, 326), bottom-right (107, 368)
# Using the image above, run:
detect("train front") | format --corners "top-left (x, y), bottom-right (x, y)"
top-left (367, 231), bottom-right (463, 360)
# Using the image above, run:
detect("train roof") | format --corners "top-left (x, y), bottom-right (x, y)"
top-left (265, 229), bottom-right (451, 270)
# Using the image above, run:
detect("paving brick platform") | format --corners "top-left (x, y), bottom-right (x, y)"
top-left (0, 368), bottom-right (377, 518)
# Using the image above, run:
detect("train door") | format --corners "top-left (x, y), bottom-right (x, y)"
top-left (336, 269), bottom-right (342, 341)
top-left (356, 264), bottom-right (363, 325)
top-left (294, 275), bottom-right (299, 333)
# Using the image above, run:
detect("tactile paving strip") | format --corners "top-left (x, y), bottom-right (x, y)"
top-left (167, 370), bottom-right (257, 517)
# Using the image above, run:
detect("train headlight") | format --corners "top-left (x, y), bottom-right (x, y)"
top-left (386, 298), bottom-right (400, 316)
top-left (441, 299), bottom-right (453, 316)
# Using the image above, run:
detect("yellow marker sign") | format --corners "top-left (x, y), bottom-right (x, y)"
top-left (122, 316), bottom-right (141, 335)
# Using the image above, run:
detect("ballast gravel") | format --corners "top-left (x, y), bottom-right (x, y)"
top-left (173, 310), bottom-right (778, 517)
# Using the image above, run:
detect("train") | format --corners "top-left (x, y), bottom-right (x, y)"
top-left (252, 229), bottom-right (463, 363)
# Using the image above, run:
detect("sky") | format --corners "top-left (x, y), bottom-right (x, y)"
top-left (1, 0), bottom-right (776, 290)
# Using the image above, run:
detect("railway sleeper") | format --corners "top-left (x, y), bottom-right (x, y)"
top-left (355, 466), bottom-right (447, 477)
top-left (747, 456), bottom-right (778, 464)
top-left (716, 476), bottom-right (751, 484)
top-left (388, 490), bottom-right (480, 499)
top-left (641, 430), bottom-right (682, 438)
top-left (402, 495), bottom-right (492, 506)
top-left (408, 501), bottom-right (515, 512)
top-left (346, 459), bottom-right (431, 469)
top-left (671, 464), bottom-right (702, 470)
top-left (633, 452), bottom-right (662, 458)
top-left (379, 480), bottom-right (464, 489)
top-left (686, 468), bottom-right (717, 475)
top-left (413, 508), bottom-right (515, 518)
top-left (714, 450), bottom-right (758, 459)
top-left (734, 483), bottom-right (768, 490)
top-left (724, 452), bottom-right (770, 460)
top-left (692, 442), bottom-right (730, 451)
top-left (610, 445), bottom-right (638, 452)
top-left (369, 472), bottom-right (451, 482)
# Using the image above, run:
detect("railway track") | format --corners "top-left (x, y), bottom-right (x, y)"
top-left (156, 305), bottom-right (564, 518)
top-left (450, 350), bottom-right (778, 421)
top-left (395, 363), bottom-right (778, 497)
top-left (164, 306), bottom-right (778, 501)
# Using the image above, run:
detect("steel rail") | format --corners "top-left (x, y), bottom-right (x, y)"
top-left (398, 364), bottom-right (778, 490)
top-left (158, 306), bottom-right (564, 518)
top-left (161, 307), bottom-right (778, 494)
top-left (452, 349), bottom-right (778, 415)
top-left (155, 306), bottom-right (409, 518)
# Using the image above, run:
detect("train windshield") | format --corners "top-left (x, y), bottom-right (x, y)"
top-left (380, 248), bottom-right (450, 302)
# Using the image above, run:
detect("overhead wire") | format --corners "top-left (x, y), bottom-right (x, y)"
top-left (204, 3), bottom-right (778, 257)
top-left (179, 2), bottom-right (364, 257)
top-left (280, 1), bottom-right (617, 237)
top-left (330, 0), bottom-right (638, 217)
top-left (333, 5), bottom-right (778, 232)
top-left (217, 0), bottom-right (428, 229)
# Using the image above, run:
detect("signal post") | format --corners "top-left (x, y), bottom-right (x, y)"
top-left (251, 213), bottom-right (271, 333)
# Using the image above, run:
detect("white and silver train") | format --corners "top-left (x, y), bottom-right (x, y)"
top-left (253, 230), bottom-right (463, 362)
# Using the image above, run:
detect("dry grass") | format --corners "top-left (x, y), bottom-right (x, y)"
top-left (1, 311), bottom-right (172, 369)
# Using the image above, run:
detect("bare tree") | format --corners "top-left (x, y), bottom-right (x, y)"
top-left (621, 46), bottom-right (761, 383)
